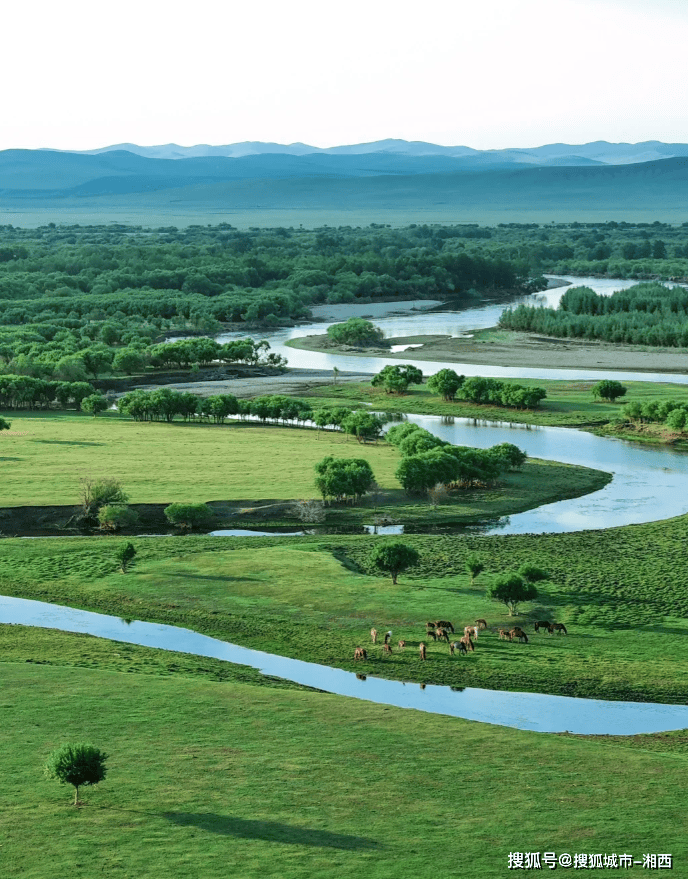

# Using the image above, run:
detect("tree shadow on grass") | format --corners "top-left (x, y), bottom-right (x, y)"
top-left (164, 573), bottom-right (260, 583)
top-left (161, 812), bottom-right (381, 850)
top-left (33, 439), bottom-right (105, 446)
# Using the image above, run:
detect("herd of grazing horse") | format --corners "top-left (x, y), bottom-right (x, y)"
top-left (356, 618), bottom-right (568, 662)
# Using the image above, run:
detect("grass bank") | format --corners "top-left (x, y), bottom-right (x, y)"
top-left (4, 519), bottom-right (688, 703)
top-left (3, 662), bottom-right (687, 878)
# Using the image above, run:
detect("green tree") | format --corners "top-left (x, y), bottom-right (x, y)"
top-left (80, 477), bottom-right (129, 518)
top-left (326, 318), bottom-right (384, 346)
top-left (369, 541), bottom-right (420, 585)
top-left (81, 345), bottom-right (114, 380)
top-left (99, 505), bottom-right (139, 532)
top-left (487, 572), bottom-right (538, 616)
top-left (465, 553), bottom-right (485, 584)
top-left (0, 417), bottom-right (10, 430)
top-left (81, 394), bottom-right (109, 417)
top-left (115, 541), bottom-right (137, 572)
top-left (371, 364), bottom-right (423, 395)
top-left (592, 380), bottom-right (627, 403)
top-left (517, 564), bottom-right (549, 585)
top-left (314, 456), bottom-right (375, 503)
top-left (113, 348), bottom-right (147, 375)
top-left (340, 411), bottom-right (384, 443)
top-left (427, 369), bottom-right (464, 401)
top-left (164, 503), bottom-right (215, 530)
top-left (45, 743), bottom-right (108, 806)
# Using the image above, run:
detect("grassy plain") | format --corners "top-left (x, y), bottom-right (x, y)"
top-left (4, 661), bottom-right (687, 879)
top-left (0, 412), bottom-right (608, 527)
top-left (4, 520), bottom-right (688, 703)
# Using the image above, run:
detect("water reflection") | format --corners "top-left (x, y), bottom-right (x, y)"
top-left (4, 594), bottom-right (688, 735)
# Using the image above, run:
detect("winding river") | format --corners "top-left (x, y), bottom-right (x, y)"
top-left (7, 275), bottom-right (688, 734)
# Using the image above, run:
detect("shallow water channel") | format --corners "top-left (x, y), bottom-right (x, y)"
top-left (5, 594), bottom-right (687, 735)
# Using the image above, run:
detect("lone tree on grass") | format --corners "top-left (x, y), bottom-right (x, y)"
top-left (487, 572), bottom-right (538, 616)
top-left (45, 743), bottom-right (108, 806)
top-left (465, 553), bottom-right (485, 585)
top-left (592, 380), bottom-right (627, 403)
top-left (369, 541), bottom-right (419, 584)
top-left (115, 541), bottom-right (137, 573)
top-left (0, 417), bottom-right (11, 430)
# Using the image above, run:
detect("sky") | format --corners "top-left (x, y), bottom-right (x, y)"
top-left (3, 0), bottom-right (688, 152)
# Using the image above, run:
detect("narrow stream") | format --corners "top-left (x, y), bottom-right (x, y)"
top-left (4, 594), bottom-right (687, 735)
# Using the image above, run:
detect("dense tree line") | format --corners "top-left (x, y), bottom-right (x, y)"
top-left (499, 282), bottom-right (688, 347)
top-left (385, 422), bottom-right (527, 494)
top-left (622, 398), bottom-right (688, 432)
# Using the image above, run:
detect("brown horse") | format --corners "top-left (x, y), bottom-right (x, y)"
top-left (426, 621), bottom-right (437, 630)
top-left (534, 620), bottom-right (553, 634)
top-left (499, 628), bottom-right (512, 641)
top-left (475, 618), bottom-right (487, 630)
top-left (419, 642), bottom-right (427, 661)
top-left (383, 643), bottom-right (393, 655)
top-left (552, 623), bottom-right (568, 635)
top-left (510, 627), bottom-right (528, 643)
top-left (370, 628), bottom-right (378, 644)
top-left (460, 634), bottom-right (475, 652)
top-left (464, 625), bottom-right (479, 640)
top-left (353, 647), bottom-right (367, 661)
top-left (435, 620), bottom-right (455, 633)
top-left (398, 640), bottom-right (406, 650)
top-left (435, 627), bottom-right (450, 643)
top-left (425, 630), bottom-right (437, 641)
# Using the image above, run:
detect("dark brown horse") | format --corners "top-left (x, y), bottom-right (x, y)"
top-left (510, 627), bottom-right (528, 643)
top-left (435, 627), bottom-right (450, 643)
top-left (534, 620), bottom-right (553, 634)
top-left (552, 623), bottom-right (568, 635)
top-left (475, 618), bottom-right (487, 630)
top-left (435, 620), bottom-right (455, 633)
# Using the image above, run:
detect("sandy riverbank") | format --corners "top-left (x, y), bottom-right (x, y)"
top-left (287, 330), bottom-right (688, 375)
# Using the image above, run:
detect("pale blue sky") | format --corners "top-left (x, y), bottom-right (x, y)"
top-left (4, 0), bottom-right (688, 151)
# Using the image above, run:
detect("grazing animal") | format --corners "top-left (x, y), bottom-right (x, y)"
top-left (450, 641), bottom-right (467, 656)
top-left (435, 627), bottom-right (450, 643)
top-left (464, 625), bottom-right (479, 640)
top-left (383, 643), bottom-right (393, 655)
top-left (354, 647), bottom-right (367, 661)
top-left (460, 634), bottom-right (475, 652)
top-left (552, 623), bottom-right (568, 635)
top-left (475, 619), bottom-right (487, 630)
top-left (398, 640), bottom-right (406, 650)
top-left (426, 630), bottom-right (437, 641)
top-left (426, 621), bottom-right (437, 630)
top-left (510, 627), bottom-right (528, 643)
top-left (534, 620), bottom-right (553, 634)
top-left (419, 642), bottom-right (427, 661)
top-left (435, 620), bottom-right (455, 633)
top-left (370, 628), bottom-right (378, 644)
top-left (384, 630), bottom-right (392, 645)
top-left (499, 628), bottom-right (511, 640)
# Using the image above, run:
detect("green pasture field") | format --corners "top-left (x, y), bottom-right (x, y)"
top-left (297, 375), bottom-right (688, 430)
top-left (0, 412), bottom-right (608, 526)
top-left (3, 661), bottom-right (687, 879)
top-left (4, 516), bottom-right (688, 703)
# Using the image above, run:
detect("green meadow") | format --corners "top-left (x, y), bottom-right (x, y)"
top-left (0, 413), bottom-right (607, 527)
top-left (4, 660), bottom-right (687, 879)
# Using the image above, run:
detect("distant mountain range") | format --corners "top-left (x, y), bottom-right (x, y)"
top-left (56, 138), bottom-right (688, 166)
top-left (3, 140), bottom-right (688, 221)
